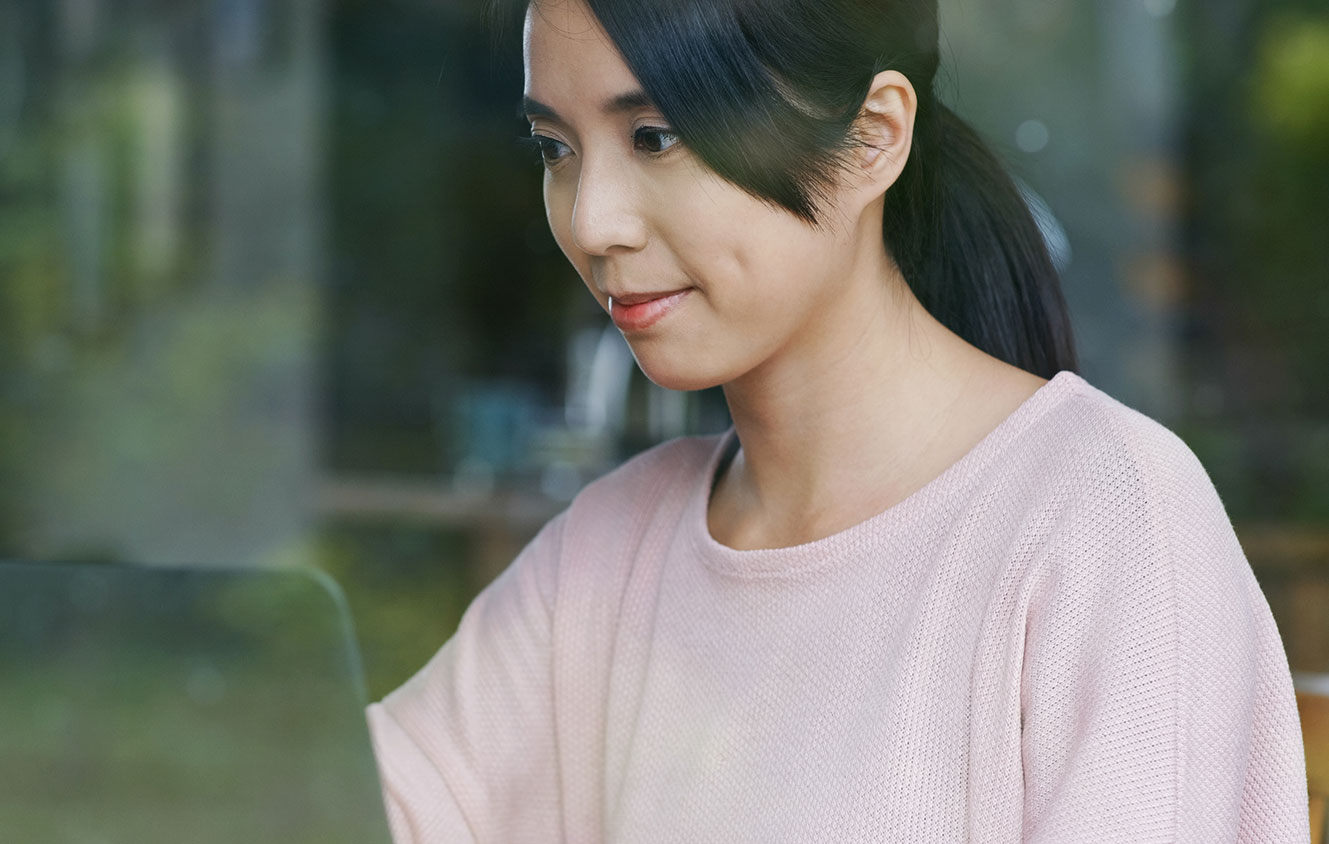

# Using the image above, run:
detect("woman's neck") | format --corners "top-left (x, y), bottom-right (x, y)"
top-left (709, 269), bottom-right (1025, 551)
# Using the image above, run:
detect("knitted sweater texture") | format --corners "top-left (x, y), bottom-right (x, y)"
top-left (366, 370), bottom-right (1309, 843)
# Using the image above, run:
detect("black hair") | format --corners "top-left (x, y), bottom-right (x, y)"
top-left (490, 0), bottom-right (1078, 378)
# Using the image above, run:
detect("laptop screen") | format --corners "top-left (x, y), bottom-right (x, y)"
top-left (0, 561), bottom-right (395, 844)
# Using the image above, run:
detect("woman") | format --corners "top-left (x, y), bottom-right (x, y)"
top-left (367, 0), bottom-right (1309, 840)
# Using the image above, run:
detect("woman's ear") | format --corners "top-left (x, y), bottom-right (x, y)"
top-left (854, 70), bottom-right (917, 192)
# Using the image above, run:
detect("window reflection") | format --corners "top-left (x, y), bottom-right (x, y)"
top-left (0, 0), bottom-right (1324, 695)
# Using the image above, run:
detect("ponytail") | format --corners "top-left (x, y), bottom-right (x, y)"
top-left (885, 100), bottom-right (1079, 378)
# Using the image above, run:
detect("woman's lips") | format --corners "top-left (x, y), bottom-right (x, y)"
top-left (609, 289), bottom-right (691, 332)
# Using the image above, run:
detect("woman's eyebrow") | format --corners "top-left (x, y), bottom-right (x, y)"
top-left (520, 89), bottom-right (656, 122)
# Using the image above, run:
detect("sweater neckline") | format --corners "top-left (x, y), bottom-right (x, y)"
top-left (687, 369), bottom-right (1086, 578)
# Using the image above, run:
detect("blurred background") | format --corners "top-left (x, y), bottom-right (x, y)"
top-left (0, 0), bottom-right (1326, 703)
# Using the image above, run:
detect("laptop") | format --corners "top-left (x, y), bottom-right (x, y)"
top-left (0, 560), bottom-right (395, 844)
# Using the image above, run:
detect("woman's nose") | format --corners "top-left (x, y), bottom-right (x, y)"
top-left (570, 154), bottom-right (648, 256)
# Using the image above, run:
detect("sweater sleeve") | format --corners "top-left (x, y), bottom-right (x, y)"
top-left (1019, 434), bottom-right (1308, 844)
top-left (365, 511), bottom-right (567, 844)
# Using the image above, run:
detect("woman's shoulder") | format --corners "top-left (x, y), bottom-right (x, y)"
top-left (1026, 373), bottom-right (1250, 587)
top-left (560, 432), bottom-right (724, 527)
top-left (1029, 372), bottom-right (1219, 509)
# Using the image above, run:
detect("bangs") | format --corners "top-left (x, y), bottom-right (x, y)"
top-left (542, 0), bottom-right (863, 224)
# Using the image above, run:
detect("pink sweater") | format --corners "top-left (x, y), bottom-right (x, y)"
top-left (366, 370), bottom-right (1309, 843)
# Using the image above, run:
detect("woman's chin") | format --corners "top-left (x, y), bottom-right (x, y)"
top-left (631, 352), bottom-right (730, 393)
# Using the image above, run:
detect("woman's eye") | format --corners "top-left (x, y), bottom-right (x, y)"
top-left (518, 128), bottom-right (677, 168)
top-left (634, 127), bottom-right (680, 154)
top-left (522, 134), bottom-right (571, 168)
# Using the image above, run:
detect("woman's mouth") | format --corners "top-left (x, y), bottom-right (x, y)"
top-left (608, 289), bottom-right (691, 332)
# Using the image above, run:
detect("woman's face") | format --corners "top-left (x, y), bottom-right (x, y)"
top-left (522, 0), bottom-right (869, 391)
